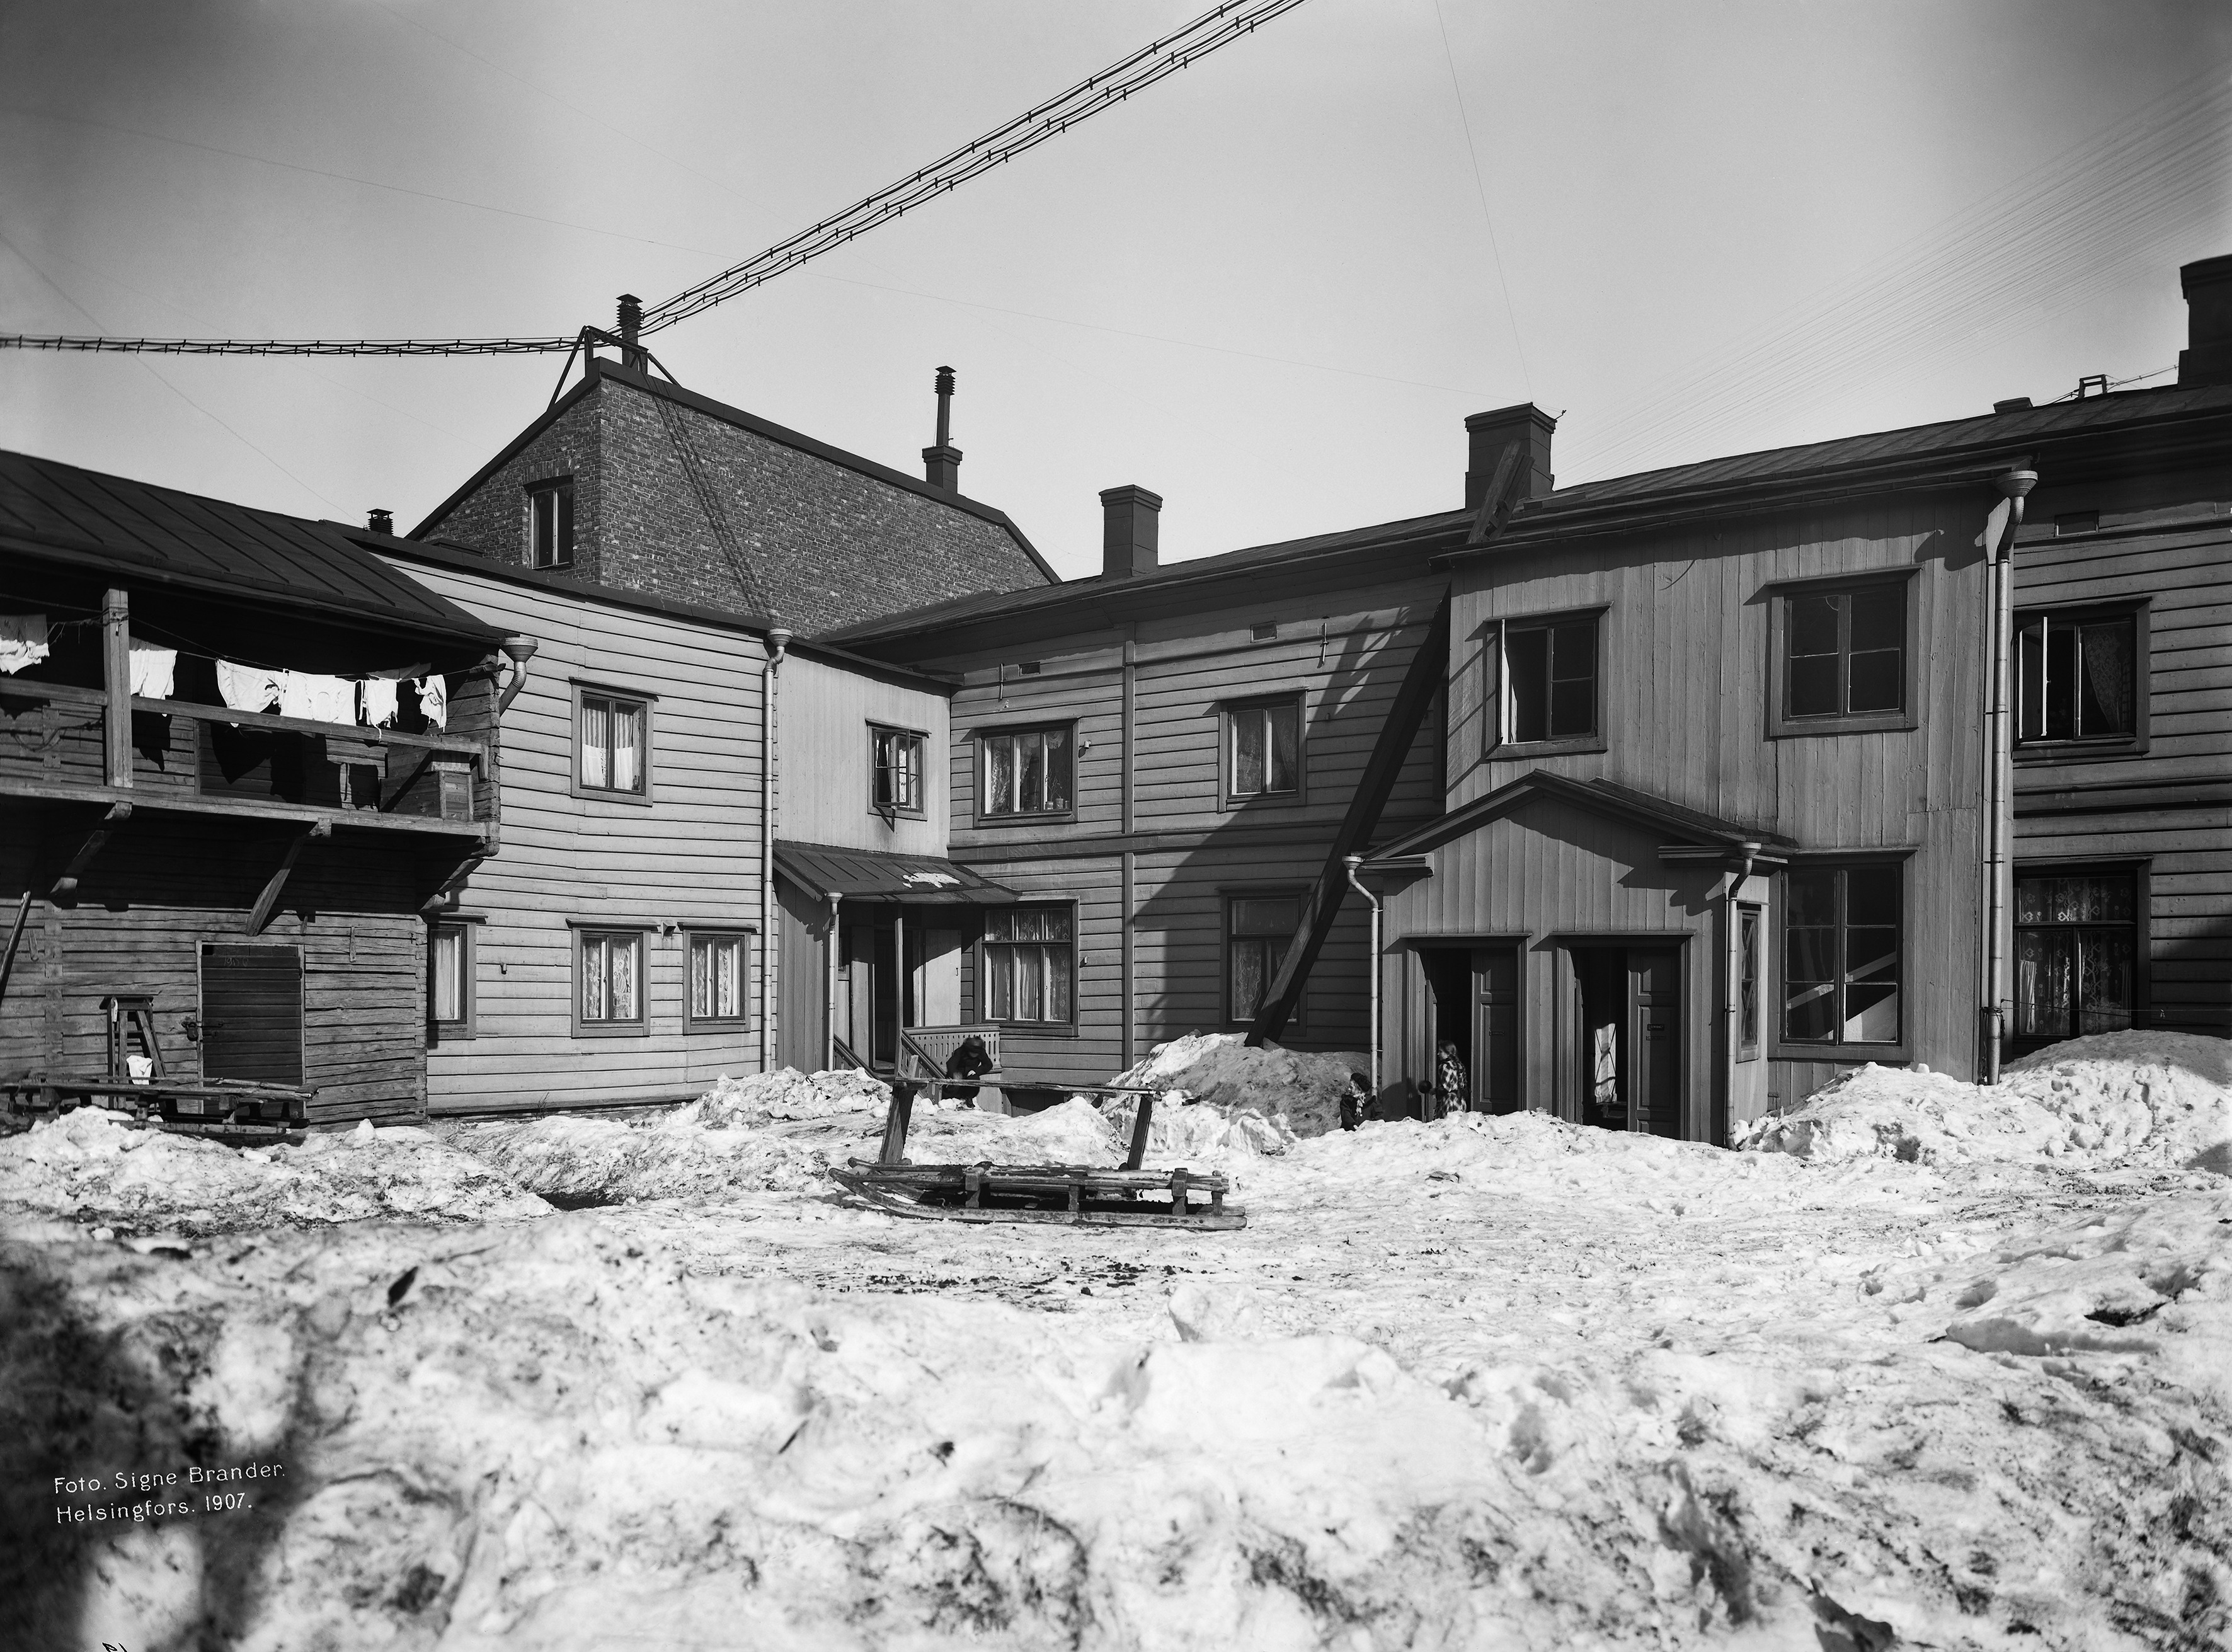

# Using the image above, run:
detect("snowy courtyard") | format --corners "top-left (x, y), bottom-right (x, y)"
top-left (3, 1032), bottom-right (2229, 1651)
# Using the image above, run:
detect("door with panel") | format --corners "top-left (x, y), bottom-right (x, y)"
top-left (1627, 948), bottom-right (1681, 1137)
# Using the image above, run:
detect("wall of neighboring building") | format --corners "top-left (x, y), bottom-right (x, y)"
top-left (2012, 463), bottom-right (2232, 1040)
top-left (917, 565), bottom-right (1450, 1087)
top-left (380, 553), bottom-right (769, 1112)
top-left (779, 652), bottom-right (952, 855)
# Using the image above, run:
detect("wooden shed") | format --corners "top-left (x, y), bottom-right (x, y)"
top-left (0, 452), bottom-right (511, 1128)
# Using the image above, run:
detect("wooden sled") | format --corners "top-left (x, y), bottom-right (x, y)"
top-left (828, 1080), bottom-right (1245, 1230)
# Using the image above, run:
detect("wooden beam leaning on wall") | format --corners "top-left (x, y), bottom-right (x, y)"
top-left (1244, 592), bottom-right (1451, 1048)
top-left (248, 820), bottom-right (333, 936)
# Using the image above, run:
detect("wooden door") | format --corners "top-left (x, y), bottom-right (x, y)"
top-left (200, 944), bottom-right (304, 1086)
top-left (1470, 946), bottom-right (1519, 1112)
top-left (1627, 949), bottom-right (1681, 1137)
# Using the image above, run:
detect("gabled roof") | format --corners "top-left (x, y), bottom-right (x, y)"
top-left (0, 447), bottom-right (505, 653)
top-left (1367, 772), bottom-right (1795, 864)
top-left (816, 506), bottom-right (1467, 646)
top-left (409, 358), bottom-right (1059, 585)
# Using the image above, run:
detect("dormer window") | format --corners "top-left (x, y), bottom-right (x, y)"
top-left (529, 477), bottom-right (574, 569)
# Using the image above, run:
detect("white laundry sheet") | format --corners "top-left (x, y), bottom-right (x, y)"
top-left (416, 674), bottom-right (448, 730)
top-left (278, 672), bottom-right (353, 723)
top-left (0, 612), bottom-right (50, 675)
top-left (216, 660), bottom-right (282, 713)
top-left (128, 643), bottom-right (176, 699)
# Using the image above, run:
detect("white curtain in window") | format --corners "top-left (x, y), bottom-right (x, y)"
top-left (612, 704), bottom-right (643, 792)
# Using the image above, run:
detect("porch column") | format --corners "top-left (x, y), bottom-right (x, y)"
top-left (101, 588), bottom-right (132, 788)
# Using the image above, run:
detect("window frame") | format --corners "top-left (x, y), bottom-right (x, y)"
top-left (1483, 605), bottom-right (1610, 759)
top-left (1736, 901), bottom-right (1762, 1061)
top-left (1772, 856), bottom-right (1909, 1058)
top-left (2013, 597), bottom-right (2151, 759)
top-left (526, 475), bottom-right (575, 570)
top-left (685, 927), bottom-right (753, 1028)
top-left (869, 722), bottom-right (929, 819)
top-left (1223, 886), bottom-right (1308, 1032)
top-left (573, 925), bottom-right (650, 1037)
top-left (571, 680), bottom-right (655, 805)
top-left (1765, 570), bottom-right (1920, 738)
top-left (2010, 858), bottom-right (2151, 1051)
top-left (428, 917), bottom-right (477, 1042)
top-left (977, 901), bottom-right (1079, 1031)
top-left (973, 720), bottom-right (1077, 825)
top-left (1221, 692), bottom-right (1307, 808)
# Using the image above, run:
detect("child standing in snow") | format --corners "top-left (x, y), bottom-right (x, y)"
top-left (1436, 1040), bottom-right (1468, 1118)
top-left (1340, 1070), bottom-right (1373, 1130)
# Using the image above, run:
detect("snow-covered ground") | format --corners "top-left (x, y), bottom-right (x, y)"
top-left (3, 1032), bottom-right (2229, 1650)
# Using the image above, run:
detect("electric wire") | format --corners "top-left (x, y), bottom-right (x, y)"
top-left (0, 0), bottom-right (1313, 358)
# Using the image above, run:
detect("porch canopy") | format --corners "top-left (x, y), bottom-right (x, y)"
top-left (774, 839), bottom-right (1017, 905)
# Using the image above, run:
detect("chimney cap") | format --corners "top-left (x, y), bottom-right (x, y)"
top-left (367, 507), bottom-right (394, 534)
top-left (1993, 397), bottom-right (2033, 413)
top-left (1098, 483), bottom-right (1165, 510)
top-left (1463, 401), bottom-right (1559, 434)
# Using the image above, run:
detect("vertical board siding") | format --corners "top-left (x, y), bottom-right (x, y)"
top-left (779, 654), bottom-right (952, 854)
top-left (379, 558), bottom-right (769, 1111)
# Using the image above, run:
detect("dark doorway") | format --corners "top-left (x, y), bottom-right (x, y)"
top-left (1417, 944), bottom-right (1521, 1114)
top-left (1571, 944), bottom-right (1680, 1137)
top-left (199, 943), bottom-right (304, 1086)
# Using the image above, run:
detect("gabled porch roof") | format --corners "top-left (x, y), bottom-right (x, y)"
top-left (1365, 772), bottom-right (1795, 870)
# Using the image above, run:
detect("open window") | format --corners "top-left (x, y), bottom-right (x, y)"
top-left (1484, 609), bottom-right (1605, 755)
top-left (527, 476), bottom-right (574, 569)
top-left (2017, 604), bottom-right (2145, 752)
top-left (871, 724), bottom-right (927, 817)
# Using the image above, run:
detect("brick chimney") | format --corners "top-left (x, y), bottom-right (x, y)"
top-left (367, 508), bottom-right (393, 534)
top-left (1463, 403), bottom-right (1557, 510)
top-left (1100, 485), bottom-right (1162, 579)
top-left (922, 365), bottom-right (962, 490)
top-left (2177, 255), bottom-right (2232, 388)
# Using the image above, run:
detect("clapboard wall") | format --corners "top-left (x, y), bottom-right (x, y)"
top-left (379, 549), bottom-right (770, 1112)
top-left (2012, 469), bottom-right (2232, 1038)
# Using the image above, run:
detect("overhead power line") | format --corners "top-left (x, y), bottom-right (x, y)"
top-left (0, 0), bottom-right (1312, 359)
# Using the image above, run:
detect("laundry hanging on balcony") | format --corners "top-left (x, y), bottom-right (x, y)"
top-left (278, 672), bottom-right (352, 723)
top-left (0, 612), bottom-right (49, 674)
top-left (129, 641), bottom-right (176, 699)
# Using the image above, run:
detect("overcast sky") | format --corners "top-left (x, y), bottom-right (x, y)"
top-left (4, 1), bottom-right (2228, 578)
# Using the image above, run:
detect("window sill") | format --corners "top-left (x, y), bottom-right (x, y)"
top-left (870, 808), bottom-right (929, 822)
top-left (573, 1021), bottom-right (651, 1038)
top-left (1489, 735), bottom-right (1605, 759)
top-left (685, 1018), bottom-right (750, 1032)
top-left (988, 1021), bottom-right (1080, 1040)
top-left (570, 785), bottom-right (654, 807)
top-left (1223, 790), bottom-right (1306, 811)
top-left (2015, 738), bottom-right (2148, 762)
top-left (1770, 1042), bottom-right (1908, 1064)
top-left (1767, 711), bottom-right (1916, 739)
top-left (975, 810), bottom-right (1079, 827)
top-left (429, 1024), bottom-right (476, 1043)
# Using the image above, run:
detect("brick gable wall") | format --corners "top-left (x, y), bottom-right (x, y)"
top-left (416, 370), bottom-right (1049, 633)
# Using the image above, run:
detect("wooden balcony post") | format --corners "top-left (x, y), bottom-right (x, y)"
top-left (101, 588), bottom-right (132, 788)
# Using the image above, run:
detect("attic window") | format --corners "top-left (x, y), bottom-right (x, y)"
top-left (528, 477), bottom-right (575, 569)
top-left (1251, 622), bottom-right (1278, 641)
top-left (1016, 662), bottom-right (1042, 676)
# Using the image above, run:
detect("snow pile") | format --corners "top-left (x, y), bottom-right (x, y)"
top-left (0, 1109), bottom-right (547, 1236)
top-left (899, 1094), bottom-right (1125, 1167)
top-left (1109, 1031), bottom-right (1368, 1138)
top-left (447, 1070), bottom-right (893, 1206)
top-left (1745, 1030), bottom-right (2232, 1171)
top-left (1938, 1187), bottom-right (2232, 1402)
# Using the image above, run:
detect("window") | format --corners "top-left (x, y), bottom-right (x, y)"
top-left (1781, 583), bottom-right (1905, 723)
top-left (1737, 904), bottom-right (1761, 1057)
top-left (1227, 893), bottom-right (1303, 1026)
top-left (529, 478), bottom-right (574, 569)
top-left (2015, 872), bottom-right (2139, 1042)
top-left (1228, 698), bottom-right (1301, 800)
top-left (1782, 864), bottom-right (1901, 1047)
top-left (577, 691), bottom-right (648, 796)
top-left (431, 923), bottom-right (472, 1038)
top-left (982, 905), bottom-right (1073, 1024)
top-left (689, 932), bottom-right (748, 1024)
top-left (871, 725), bottom-right (926, 815)
top-left (981, 725), bottom-right (1073, 817)
top-left (578, 929), bottom-right (644, 1029)
top-left (2018, 609), bottom-right (2139, 746)
top-left (1485, 611), bottom-right (1605, 754)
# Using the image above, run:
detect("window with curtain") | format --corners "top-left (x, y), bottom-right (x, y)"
top-left (1737, 904), bottom-right (1761, 1055)
top-left (689, 932), bottom-right (747, 1023)
top-left (2015, 872), bottom-right (2138, 1041)
top-left (1227, 893), bottom-right (1303, 1025)
top-left (2018, 610), bottom-right (2138, 743)
top-left (1782, 865), bottom-right (1901, 1046)
top-left (981, 725), bottom-right (1073, 816)
top-left (1783, 585), bottom-right (1904, 720)
top-left (1502, 617), bottom-right (1598, 743)
top-left (431, 924), bottom-right (471, 1035)
top-left (579, 692), bottom-right (648, 794)
top-left (578, 930), bottom-right (643, 1026)
top-left (982, 905), bottom-right (1073, 1023)
top-left (1228, 698), bottom-right (1301, 798)
top-left (871, 725), bottom-right (926, 813)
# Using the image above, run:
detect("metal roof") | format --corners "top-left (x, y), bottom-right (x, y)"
top-left (1368, 773), bottom-right (1797, 864)
top-left (0, 447), bottom-right (507, 649)
top-left (774, 839), bottom-right (1017, 905)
